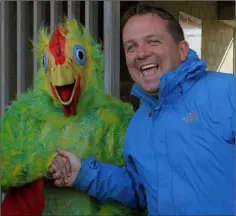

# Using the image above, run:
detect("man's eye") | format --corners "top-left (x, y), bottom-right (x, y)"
top-left (127, 45), bottom-right (135, 52)
top-left (148, 39), bottom-right (160, 44)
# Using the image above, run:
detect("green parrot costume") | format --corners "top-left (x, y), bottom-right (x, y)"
top-left (1, 19), bottom-right (145, 216)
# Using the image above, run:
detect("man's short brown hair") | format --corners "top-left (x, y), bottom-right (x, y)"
top-left (121, 3), bottom-right (185, 43)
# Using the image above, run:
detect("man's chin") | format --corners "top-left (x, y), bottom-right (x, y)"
top-left (141, 83), bottom-right (159, 95)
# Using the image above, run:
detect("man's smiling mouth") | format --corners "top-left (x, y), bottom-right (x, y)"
top-left (140, 63), bottom-right (159, 76)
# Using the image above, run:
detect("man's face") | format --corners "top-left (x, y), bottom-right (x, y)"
top-left (123, 13), bottom-right (189, 94)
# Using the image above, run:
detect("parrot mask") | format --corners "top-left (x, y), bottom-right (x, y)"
top-left (35, 21), bottom-right (103, 117)
top-left (43, 25), bottom-right (83, 117)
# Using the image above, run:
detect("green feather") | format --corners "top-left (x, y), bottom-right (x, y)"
top-left (0, 19), bottom-right (146, 216)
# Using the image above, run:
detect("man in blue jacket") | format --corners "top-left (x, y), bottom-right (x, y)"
top-left (49, 3), bottom-right (235, 215)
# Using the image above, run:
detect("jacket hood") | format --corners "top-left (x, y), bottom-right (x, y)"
top-left (131, 49), bottom-right (207, 105)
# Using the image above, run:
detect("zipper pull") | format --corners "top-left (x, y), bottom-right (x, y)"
top-left (148, 106), bottom-right (161, 117)
top-left (148, 106), bottom-right (155, 117)
top-left (148, 111), bottom-right (152, 117)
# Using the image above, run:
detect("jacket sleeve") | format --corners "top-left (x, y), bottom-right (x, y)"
top-left (72, 155), bottom-right (146, 209)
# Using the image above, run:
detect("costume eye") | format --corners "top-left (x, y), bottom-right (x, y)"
top-left (43, 53), bottom-right (48, 73)
top-left (73, 45), bottom-right (86, 65)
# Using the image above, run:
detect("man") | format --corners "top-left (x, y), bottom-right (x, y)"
top-left (48, 3), bottom-right (235, 215)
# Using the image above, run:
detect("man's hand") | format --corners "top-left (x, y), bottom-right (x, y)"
top-left (48, 148), bottom-right (81, 187)
top-left (47, 153), bottom-right (71, 185)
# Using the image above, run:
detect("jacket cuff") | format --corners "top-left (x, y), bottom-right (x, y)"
top-left (72, 156), bottom-right (97, 191)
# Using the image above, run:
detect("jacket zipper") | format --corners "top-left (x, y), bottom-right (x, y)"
top-left (149, 105), bottom-right (161, 215)
top-left (148, 106), bottom-right (157, 118)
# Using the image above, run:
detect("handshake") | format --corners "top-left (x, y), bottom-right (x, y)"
top-left (47, 148), bottom-right (81, 187)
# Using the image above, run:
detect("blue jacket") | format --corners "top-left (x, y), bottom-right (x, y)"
top-left (73, 49), bottom-right (235, 215)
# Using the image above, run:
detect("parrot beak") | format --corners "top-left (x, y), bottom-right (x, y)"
top-left (53, 80), bottom-right (77, 106)
top-left (49, 66), bottom-right (81, 116)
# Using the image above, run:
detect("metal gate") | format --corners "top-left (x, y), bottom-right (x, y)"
top-left (0, 0), bottom-right (121, 117)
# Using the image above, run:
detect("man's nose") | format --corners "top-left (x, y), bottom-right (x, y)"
top-left (136, 45), bottom-right (151, 60)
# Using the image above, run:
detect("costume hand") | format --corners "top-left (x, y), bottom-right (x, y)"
top-left (48, 148), bottom-right (81, 187)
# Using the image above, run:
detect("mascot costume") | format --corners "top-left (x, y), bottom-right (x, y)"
top-left (1, 19), bottom-right (145, 216)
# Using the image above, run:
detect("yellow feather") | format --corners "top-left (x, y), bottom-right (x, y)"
top-left (12, 165), bottom-right (22, 178)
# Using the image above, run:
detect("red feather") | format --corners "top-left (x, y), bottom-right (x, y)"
top-left (49, 25), bottom-right (67, 65)
top-left (1, 179), bottom-right (45, 216)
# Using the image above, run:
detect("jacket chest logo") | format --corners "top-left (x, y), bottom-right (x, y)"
top-left (182, 112), bottom-right (197, 122)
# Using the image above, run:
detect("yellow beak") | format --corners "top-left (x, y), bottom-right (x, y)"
top-left (50, 65), bottom-right (74, 86)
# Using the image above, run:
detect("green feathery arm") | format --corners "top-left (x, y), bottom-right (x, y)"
top-left (0, 100), bottom-right (57, 190)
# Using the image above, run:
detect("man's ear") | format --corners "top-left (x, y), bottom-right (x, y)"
top-left (178, 40), bottom-right (189, 62)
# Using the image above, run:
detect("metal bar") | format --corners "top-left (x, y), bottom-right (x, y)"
top-left (67, 0), bottom-right (75, 19)
top-left (0, 1), bottom-right (10, 116)
top-left (50, 1), bottom-right (64, 32)
top-left (0, 1), bottom-right (3, 203)
top-left (50, 1), bottom-right (59, 33)
top-left (67, 1), bottom-right (81, 21)
top-left (17, 1), bottom-right (27, 94)
top-left (33, 1), bottom-right (42, 83)
top-left (85, 1), bottom-right (98, 41)
top-left (0, 0), bottom-right (10, 205)
top-left (103, 1), bottom-right (120, 98)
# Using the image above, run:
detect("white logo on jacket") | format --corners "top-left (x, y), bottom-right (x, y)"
top-left (182, 112), bottom-right (197, 122)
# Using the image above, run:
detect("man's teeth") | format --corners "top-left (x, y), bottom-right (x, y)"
top-left (141, 64), bottom-right (157, 71)
top-left (140, 64), bottom-right (158, 76)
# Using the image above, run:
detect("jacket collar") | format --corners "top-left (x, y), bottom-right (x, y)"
top-left (130, 49), bottom-right (207, 106)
